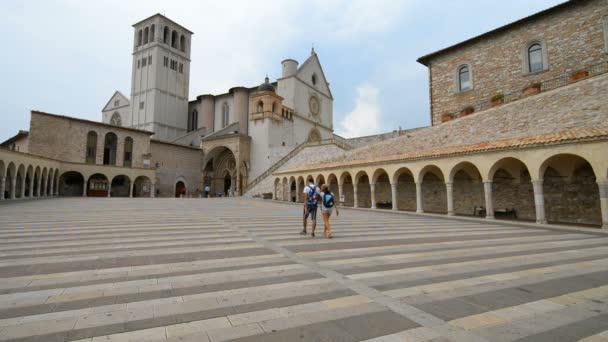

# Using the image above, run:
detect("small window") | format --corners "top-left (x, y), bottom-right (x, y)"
top-left (163, 26), bottom-right (169, 44)
top-left (142, 57), bottom-right (147, 67)
top-left (312, 74), bottom-right (317, 86)
top-left (86, 131), bottom-right (97, 164)
top-left (137, 30), bottom-right (142, 46)
top-left (139, 101), bottom-right (144, 110)
top-left (123, 137), bottom-right (133, 167)
top-left (114, 100), bottom-right (119, 107)
top-left (180, 35), bottom-right (186, 52)
top-left (171, 30), bottom-right (178, 48)
top-left (458, 65), bottom-right (471, 91)
top-left (150, 24), bottom-right (155, 42)
top-left (143, 27), bottom-right (149, 44)
top-left (148, 56), bottom-right (152, 65)
top-left (257, 101), bottom-right (263, 113)
top-left (137, 60), bottom-right (140, 68)
top-left (528, 43), bottom-right (543, 73)
top-left (222, 103), bottom-right (229, 128)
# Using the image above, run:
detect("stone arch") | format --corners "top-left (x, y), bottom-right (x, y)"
top-left (110, 112), bottom-right (122, 126)
top-left (355, 170), bottom-right (371, 208)
top-left (111, 175), bottom-right (131, 197)
top-left (46, 167), bottom-right (54, 196)
top-left (289, 176), bottom-right (297, 202)
top-left (280, 177), bottom-right (287, 201)
top-left (33, 166), bottom-right (41, 196)
top-left (87, 173), bottom-right (109, 197)
top-left (41, 167), bottom-right (48, 196)
top-left (204, 146), bottom-right (236, 196)
top-left (419, 165), bottom-right (446, 214)
top-left (340, 171), bottom-right (354, 207)
top-left (297, 176), bottom-right (305, 203)
top-left (6, 162), bottom-right (16, 199)
top-left (175, 177), bottom-right (187, 197)
top-left (53, 169), bottom-right (59, 196)
top-left (25, 165), bottom-right (33, 197)
top-left (315, 174), bottom-right (326, 187)
top-left (59, 171), bottom-right (84, 197)
top-left (372, 168), bottom-right (391, 209)
top-left (134, 176), bottom-right (152, 197)
top-left (143, 26), bottom-right (149, 44)
top-left (180, 34), bottom-right (186, 52)
top-left (540, 154), bottom-right (601, 226)
top-left (489, 157), bottom-right (535, 221)
top-left (393, 167), bottom-right (416, 212)
top-left (449, 161), bottom-right (484, 216)
top-left (327, 173), bottom-right (339, 202)
top-left (307, 128), bottom-right (321, 143)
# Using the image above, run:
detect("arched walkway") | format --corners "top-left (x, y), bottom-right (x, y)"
top-left (224, 173), bottom-right (232, 197)
top-left (372, 169), bottom-right (391, 209)
top-left (204, 146), bottom-right (237, 196)
top-left (16, 165), bottom-right (25, 198)
top-left (489, 157), bottom-right (535, 221)
top-left (289, 177), bottom-right (296, 202)
top-left (134, 176), bottom-right (152, 197)
top-left (355, 171), bottom-right (371, 208)
top-left (274, 178), bottom-right (282, 200)
top-left (87, 173), bottom-right (109, 197)
top-left (327, 174), bottom-right (339, 201)
top-left (540, 154), bottom-right (601, 226)
top-left (420, 166), bottom-right (446, 214)
top-left (297, 177), bottom-right (305, 203)
top-left (340, 172), bottom-right (354, 207)
top-left (315, 174), bottom-right (326, 188)
top-left (175, 181), bottom-right (186, 198)
top-left (59, 171), bottom-right (84, 197)
top-left (33, 167), bottom-right (41, 197)
top-left (111, 175), bottom-right (131, 197)
top-left (450, 162), bottom-right (484, 216)
top-left (6, 163), bottom-right (16, 199)
top-left (25, 166), bottom-right (33, 197)
top-left (282, 177), bottom-right (288, 201)
top-left (393, 168), bottom-right (416, 212)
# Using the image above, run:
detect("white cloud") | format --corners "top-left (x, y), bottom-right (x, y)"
top-left (337, 83), bottom-right (382, 138)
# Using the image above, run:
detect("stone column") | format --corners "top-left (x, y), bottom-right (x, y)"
top-left (11, 178), bottom-right (16, 199)
top-left (82, 182), bottom-right (87, 197)
top-left (129, 181), bottom-right (134, 198)
top-left (353, 185), bottom-right (359, 208)
top-left (532, 180), bottom-right (547, 224)
top-left (0, 177), bottom-right (5, 200)
top-left (236, 174), bottom-right (241, 196)
top-left (446, 182), bottom-right (454, 216)
top-left (415, 182), bottom-right (423, 213)
top-left (20, 179), bottom-right (26, 198)
top-left (150, 183), bottom-right (156, 198)
top-left (370, 183), bottom-right (377, 209)
top-left (48, 177), bottom-right (54, 197)
top-left (41, 178), bottom-right (46, 197)
top-left (36, 177), bottom-right (41, 197)
top-left (483, 181), bottom-right (494, 219)
top-left (391, 183), bottom-right (398, 211)
top-left (597, 181), bottom-right (608, 229)
top-left (28, 176), bottom-right (34, 197)
top-left (338, 183), bottom-right (344, 205)
top-left (107, 187), bottom-right (111, 197)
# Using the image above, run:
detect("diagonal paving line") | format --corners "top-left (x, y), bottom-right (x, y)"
top-left (211, 215), bottom-right (490, 342)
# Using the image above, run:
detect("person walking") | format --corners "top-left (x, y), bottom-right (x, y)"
top-left (320, 184), bottom-right (338, 239)
top-left (301, 179), bottom-right (320, 237)
top-left (204, 185), bottom-right (210, 198)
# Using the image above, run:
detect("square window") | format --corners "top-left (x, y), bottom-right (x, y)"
top-left (114, 100), bottom-right (119, 107)
top-left (148, 56), bottom-right (152, 64)
top-left (139, 101), bottom-right (144, 109)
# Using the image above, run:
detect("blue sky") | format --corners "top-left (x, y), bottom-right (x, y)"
top-left (0, 0), bottom-right (565, 141)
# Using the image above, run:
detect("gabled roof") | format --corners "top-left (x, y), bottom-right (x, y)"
top-left (201, 122), bottom-right (240, 141)
top-left (101, 91), bottom-right (130, 112)
top-left (417, 0), bottom-right (581, 66)
top-left (1, 130), bottom-right (29, 147)
top-left (295, 51), bottom-right (334, 99)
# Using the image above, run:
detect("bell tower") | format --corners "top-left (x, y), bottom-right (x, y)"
top-left (130, 14), bottom-right (193, 141)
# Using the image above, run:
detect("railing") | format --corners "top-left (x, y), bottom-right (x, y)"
top-left (245, 138), bottom-right (353, 192)
top-left (444, 60), bottom-right (608, 120)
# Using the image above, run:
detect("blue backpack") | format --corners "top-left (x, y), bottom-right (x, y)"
top-left (307, 186), bottom-right (319, 206)
top-left (323, 192), bottom-right (335, 208)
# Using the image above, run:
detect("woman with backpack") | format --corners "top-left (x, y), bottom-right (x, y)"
top-left (320, 184), bottom-right (338, 239)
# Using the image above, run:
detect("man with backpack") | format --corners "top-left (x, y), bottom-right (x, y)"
top-left (301, 179), bottom-right (320, 237)
top-left (320, 184), bottom-right (338, 239)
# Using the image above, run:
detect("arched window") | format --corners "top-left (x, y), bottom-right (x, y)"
top-left (171, 30), bottom-right (178, 48)
top-left (222, 103), bottom-right (229, 128)
top-left (143, 27), bottom-right (149, 44)
top-left (86, 131), bottom-right (97, 164)
top-left (163, 26), bottom-right (169, 44)
top-left (257, 101), bottom-right (263, 113)
top-left (312, 73), bottom-right (317, 86)
top-left (137, 30), bottom-right (143, 46)
top-left (527, 43), bottom-right (544, 73)
top-left (103, 133), bottom-right (118, 166)
top-left (123, 137), bottom-right (133, 167)
top-left (110, 112), bottom-right (122, 126)
top-left (272, 102), bottom-right (276, 113)
top-left (150, 24), bottom-right (155, 42)
top-left (457, 65), bottom-right (472, 91)
top-left (180, 35), bottom-right (186, 52)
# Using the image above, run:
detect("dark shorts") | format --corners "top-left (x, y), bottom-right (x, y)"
top-left (303, 204), bottom-right (318, 221)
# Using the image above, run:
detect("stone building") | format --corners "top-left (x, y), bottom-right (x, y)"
top-left (272, 0), bottom-right (608, 229)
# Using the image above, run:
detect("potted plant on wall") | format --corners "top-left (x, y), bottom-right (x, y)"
top-left (460, 106), bottom-right (475, 117)
top-left (523, 82), bottom-right (541, 97)
top-left (441, 112), bottom-right (455, 123)
top-left (569, 69), bottom-right (589, 82)
top-left (490, 93), bottom-right (505, 107)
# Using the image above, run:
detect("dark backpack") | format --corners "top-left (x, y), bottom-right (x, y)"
top-left (323, 192), bottom-right (335, 208)
top-left (307, 186), bottom-right (319, 206)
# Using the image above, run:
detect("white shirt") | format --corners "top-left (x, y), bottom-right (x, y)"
top-left (303, 184), bottom-right (320, 204)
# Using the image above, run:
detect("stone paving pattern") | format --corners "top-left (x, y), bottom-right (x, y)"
top-left (1, 198), bottom-right (608, 342)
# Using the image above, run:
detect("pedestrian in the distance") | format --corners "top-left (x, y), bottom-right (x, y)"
top-left (301, 178), bottom-right (320, 237)
top-left (320, 184), bottom-right (338, 239)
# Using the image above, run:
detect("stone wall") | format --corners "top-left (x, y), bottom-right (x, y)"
top-left (425, 0), bottom-right (607, 125)
top-left (150, 140), bottom-right (203, 197)
top-left (246, 142), bottom-right (348, 197)
top-left (492, 169), bottom-right (536, 221)
top-left (339, 73), bottom-right (608, 163)
top-left (29, 111), bottom-right (152, 168)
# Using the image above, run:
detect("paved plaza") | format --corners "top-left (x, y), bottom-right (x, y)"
top-left (0, 198), bottom-right (608, 342)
